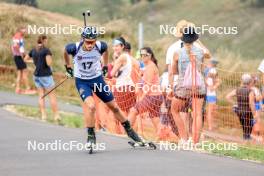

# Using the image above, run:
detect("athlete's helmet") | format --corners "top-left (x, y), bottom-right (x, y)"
top-left (81, 26), bottom-right (98, 39)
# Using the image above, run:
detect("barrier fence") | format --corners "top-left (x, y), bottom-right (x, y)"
top-left (1, 64), bottom-right (264, 148)
top-left (93, 61), bottom-right (264, 147)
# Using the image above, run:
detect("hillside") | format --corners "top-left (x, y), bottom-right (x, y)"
top-left (37, 0), bottom-right (264, 61)
top-left (0, 3), bottom-right (81, 71)
top-left (1, 1), bottom-right (264, 72)
top-left (0, 2), bottom-right (136, 71)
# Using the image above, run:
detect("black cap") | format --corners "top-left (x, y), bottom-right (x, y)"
top-left (124, 42), bottom-right (131, 51)
top-left (181, 27), bottom-right (199, 44)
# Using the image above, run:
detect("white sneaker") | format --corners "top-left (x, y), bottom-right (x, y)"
top-left (41, 114), bottom-right (47, 121)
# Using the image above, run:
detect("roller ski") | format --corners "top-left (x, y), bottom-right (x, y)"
top-left (128, 140), bottom-right (157, 150)
top-left (124, 123), bottom-right (156, 150)
top-left (86, 134), bottom-right (96, 154)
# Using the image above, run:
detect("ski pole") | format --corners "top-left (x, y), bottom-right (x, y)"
top-left (41, 77), bottom-right (68, 99)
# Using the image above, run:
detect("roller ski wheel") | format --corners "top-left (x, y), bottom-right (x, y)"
top-left (128, 141), bottom-right (157, 150)
top-left (87, 143), bottom-right (93, 154)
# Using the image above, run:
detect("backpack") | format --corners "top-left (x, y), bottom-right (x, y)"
top-left (182, 60), bottom-right (204, 88)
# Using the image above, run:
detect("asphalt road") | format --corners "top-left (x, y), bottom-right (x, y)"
top-left (0, 91), bottom-right (264, 176)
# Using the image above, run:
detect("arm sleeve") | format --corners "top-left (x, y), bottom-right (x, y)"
top-left (65, 43), bottom-right (77, 56)
top-left (99, 41), bottom-right (108, 54)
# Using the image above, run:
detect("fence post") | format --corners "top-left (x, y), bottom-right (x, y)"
top-left (191, 53), bottom-right (198, 143)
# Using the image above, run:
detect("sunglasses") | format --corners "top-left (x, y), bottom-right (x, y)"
top-left (140, 53), bottom-right (150, 57)
top-left (84, 40), bottom-right (96, 45)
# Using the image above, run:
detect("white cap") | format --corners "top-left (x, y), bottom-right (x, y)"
top-left (241, 73), bottom-right (252, 84)
top-left (209, 68), bottom-right (217, 75)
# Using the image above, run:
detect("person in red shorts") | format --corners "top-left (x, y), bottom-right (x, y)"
top-left (128, 47), bottom-right (163, 135)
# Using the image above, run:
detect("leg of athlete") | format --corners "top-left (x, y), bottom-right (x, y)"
top-left (105, 101), bottom-right (143, 143)
top-left (83, 96), bottom-right (97, 145)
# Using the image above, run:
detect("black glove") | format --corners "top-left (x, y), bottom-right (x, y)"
top-left (65, 65), bottom-right (73, 78)
top-left (102, 65), bottom-right (108, 77)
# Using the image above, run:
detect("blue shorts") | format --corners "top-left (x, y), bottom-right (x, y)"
top-left (34, 76), bottom-right (55, 89)
top-left (255, 102), bottom-right (261, 111)
top-left (206, 95), bottom-right (217, 103)
top-left (75, 75), bottom-right (114, 103)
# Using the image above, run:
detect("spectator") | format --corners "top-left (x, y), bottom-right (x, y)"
top-left (257, 58), bottom-right (264, 109)
top-left (124, 41), bottom-right (141, 86)
top-left (204, 59), bottom-right (219, 77)
top-left (166, 20), bottom-right (211, 142)
top-left (128, 47), bottom-right (163, 136)
top-left (205, 68), bottom-right (221, 131)
top-left (250, 76), bottom-right (263, 142)
top-left (124, 41), bottom-right (132, 55)
top-left (159, 68), bottom-right (179, 140)
top-left (11, 27), bottom-right (35, 94)
top-left (24, 35), bottom-right (60, 121)
top-left (169, 27), bottom-right (206, 144)
top-left (111, 37), bottom-right (139, 116)
top-left (226, 74), bottom-right (256, 140)
top-left (135, 50), bottom-right (145, 78)
top-left (111, 37), bottom-right (139, 134)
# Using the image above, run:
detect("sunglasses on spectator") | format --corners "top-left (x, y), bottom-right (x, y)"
top-left (140, 53), bottom-right (150, 57)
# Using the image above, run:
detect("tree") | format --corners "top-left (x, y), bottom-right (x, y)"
top-left (130, 0), bottom-right (156, 5)
top-left (14, 0), bottom-right (38, 8)
top-left (240, 0), bottom-right (264, 7)
top-left (130, 0), bottom-right (141, 4)
top-left (255, 0), bottom-right (264, 6)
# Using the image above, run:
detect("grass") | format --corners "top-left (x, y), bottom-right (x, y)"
top-left (5, 104), bottom-right (264, 163)
top-left (5, 104), bottom-right (83, 128)
top-left (201, 139), bottom-right (264, 163)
